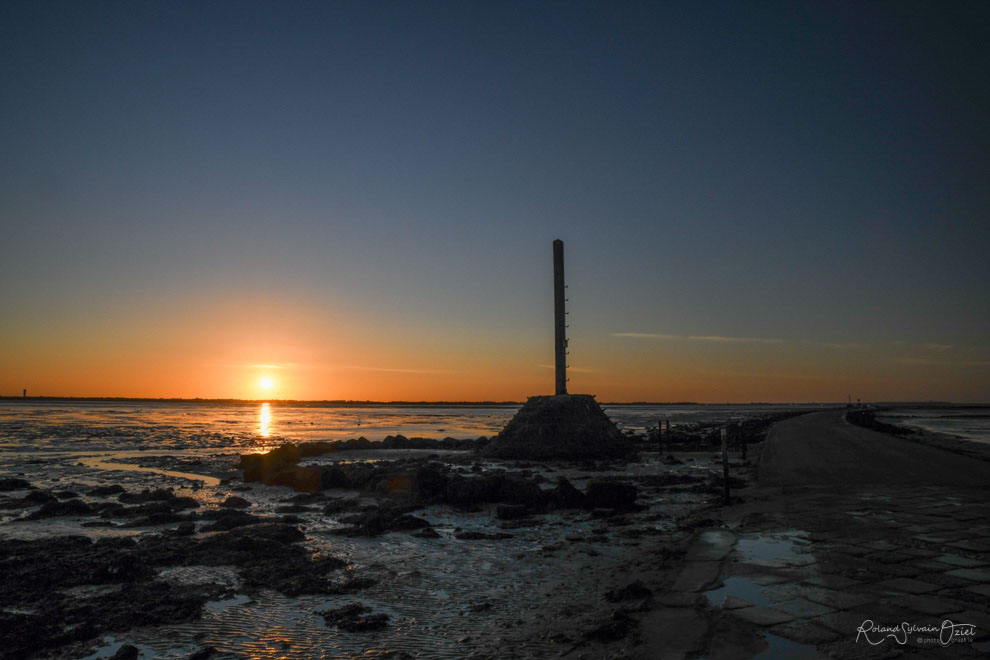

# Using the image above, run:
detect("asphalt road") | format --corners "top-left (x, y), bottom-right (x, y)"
top-left (757, 409), bottom-right (990, 487)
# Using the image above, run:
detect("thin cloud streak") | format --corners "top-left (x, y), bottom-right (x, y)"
top-left (612, 332), bottom-right (787, 345)
top-left (891, 357), bottom-right (990, 367)
top-left (335, 365), bottom-right (459, 375)
top-left (611, 333), bottom-right (871, 350)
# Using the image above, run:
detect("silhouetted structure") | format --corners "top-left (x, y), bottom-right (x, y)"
top-left (554, 238), bottom-right (567, 395)
top-left (482, 240), bottom-right (630, 459)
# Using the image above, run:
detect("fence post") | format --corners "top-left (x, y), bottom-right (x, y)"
top-left (721, 426), bottom-right (730, 505)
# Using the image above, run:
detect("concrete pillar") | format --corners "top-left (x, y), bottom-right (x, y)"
top-left (553, 239), bottom-right (567, 395)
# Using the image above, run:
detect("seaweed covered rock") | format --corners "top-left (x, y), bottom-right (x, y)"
top-left (481, 394), bottom-right (631, 460)
top-left (238, 443), bottom-right (301, 483)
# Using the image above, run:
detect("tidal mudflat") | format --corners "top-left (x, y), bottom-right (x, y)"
top-left (0, 403), bottom-right (791, 658)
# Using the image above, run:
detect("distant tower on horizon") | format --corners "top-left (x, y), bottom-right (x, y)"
top-left (22, 388), bottom-right (26, 399)
top-left (553, 239), bottom-right (567, 396)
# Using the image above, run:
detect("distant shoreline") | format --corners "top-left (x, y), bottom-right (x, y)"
top-left (0, 396), bottom-right (969, 407)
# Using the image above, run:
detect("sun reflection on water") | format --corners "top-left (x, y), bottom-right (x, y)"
top-left (259, 402), bottom-right (272, 437)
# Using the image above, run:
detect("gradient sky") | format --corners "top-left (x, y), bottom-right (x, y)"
top-left (2, 1), bottom-right (988, 402)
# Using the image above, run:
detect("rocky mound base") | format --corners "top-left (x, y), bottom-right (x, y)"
top-left (481, 394), bottom-right (631, 460)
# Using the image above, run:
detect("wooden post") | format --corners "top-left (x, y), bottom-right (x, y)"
top-left (721, 427), bottom-right (730, 504)
top-left (553, 239), bottom-right (567, 396)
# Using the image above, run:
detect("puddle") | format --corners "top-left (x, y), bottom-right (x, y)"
top-left (81, 637), bottom-right (181, 659)
top-left (204, 594), bottom-right (252, 613)
top-left (735, 530), bottom-right (812, 567)
top-left (704, 576), bottom-right (771, 607)
top-left (754, 632), bottom-right (823, 659)
top-left (78, 455), bottom-right (221, 488)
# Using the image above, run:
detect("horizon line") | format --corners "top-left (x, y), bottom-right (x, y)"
top-left (0, 395), bottom-right (970, 406)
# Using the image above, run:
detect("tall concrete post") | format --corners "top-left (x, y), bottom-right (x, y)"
top-left (553, 239), bottom-right (567, 395)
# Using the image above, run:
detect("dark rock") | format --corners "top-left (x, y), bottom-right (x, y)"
top-left (333, 508), bottom-right (431, 537)
top-left (454, 531), bottom-right (513, 540)
top-left (499, 518), bottom-right (542, 529)
top-left (498, 476), bottom-right (546, 507)
top-left (444, 475), bottom-right (505, 507)
top-left (122, 511), bottom-right (186, 527)
top-left (322, 497), bottom-right (363, 514)
top-left (24, 499), bottom-right (93, 519)
top-left (327, 576), bottom-right (377, 594)
top-left (119, 488), bottom-right (176, 504)
top-left (605, 580), bottom-right (653, 602)
top-left (548, 477), bottom-right (586, 509)
top-left (318, 464), bottom-right (377, 490)
top-left (239, 443), bottom-right (301, 484)
top-left (585, 480), bottom-right (638, 510)
top-left (0, 478), bottom-right (31, 491)
top-left (584, 610), bottom-right (637, 641)
top-left (175, 521), bottom-right (196, 536)
top-left (276, 504), bottom-right (315, 513)
top-left (413, 527), bottom-right (441, 539)
top-left (97, 502), bottom-right (128, 518)
top-left (55, 490), bottom-right (80, 499)
top-left (170, 496), bottom-right (200, 510)
top-left (220, 496), bottom-right (252, 509)
top-left (112, 643), bottom-right (140, 659)
top-left (24, 490), bottom-right (57, 505)
top-left (414, 465), bottom-right (448, 498)
top-left (282, 492), bottom-right (324, 504)
top-left (495, 504), bottom-right (530, 520)
top-left (317, 603), bottom-right (389, 632)
top-left (199, 511), bottom-right (264, 532)
top-left (187, 646), bottom-right (217, 660)
top-left (481, 394), bottom-right (632, 459)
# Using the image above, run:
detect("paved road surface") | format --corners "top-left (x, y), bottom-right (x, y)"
top-left (758, 409), bottom-right (990, 487)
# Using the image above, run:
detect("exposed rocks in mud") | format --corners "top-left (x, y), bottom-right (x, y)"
top-left (198, 510), bottom-right (266, 532)
top-left (239, 437), bottom-right (487, 490)
top-left (643, 410), bottom-right (812, 452)
top-left (481, 395), bottom-right (632, 460)
top-left (333, 506), bottom-right (432, 537)
top-left (220, 495), bottom-right (252, 508)
top-left (0, 489), bottom-right (56, 509)
top-left (495, 503), bottom-right (530, 520)
top-left (604, 580), bottom-right (653, 602)
top-left (317, 603), bottom-right (390, 632)
top-left (585, 480), bottom-right (639, 510)
top-left (0, 515), bottom-right (360, 658)
top-left (413, 527), bottom-right (441, 539)
top-left (112, 644), bottom-right (140, 659)
top-left (23, 498), bottom-right (94, 519)
top-left (454, 530), bottom-right (513, 540)
top-left (548, 477), bottom-right (586, 508)
top-left (238, 443), bottom-right (302, 485)
top-left (583, 609), bottom-right (638, 641)
top-left (326, 576), bottom-right (378, 594)
top-left (0, 477), bottom-right (31, 491)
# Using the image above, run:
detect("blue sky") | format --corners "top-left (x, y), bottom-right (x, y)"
top-left (2, 1), bottom-right (988, 401)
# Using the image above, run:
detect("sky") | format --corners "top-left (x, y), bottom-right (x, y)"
top-left (1, 1), bottom-right (988, 402)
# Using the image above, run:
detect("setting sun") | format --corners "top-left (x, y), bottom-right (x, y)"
top-left (259, 377), bottom-right (274, 391)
